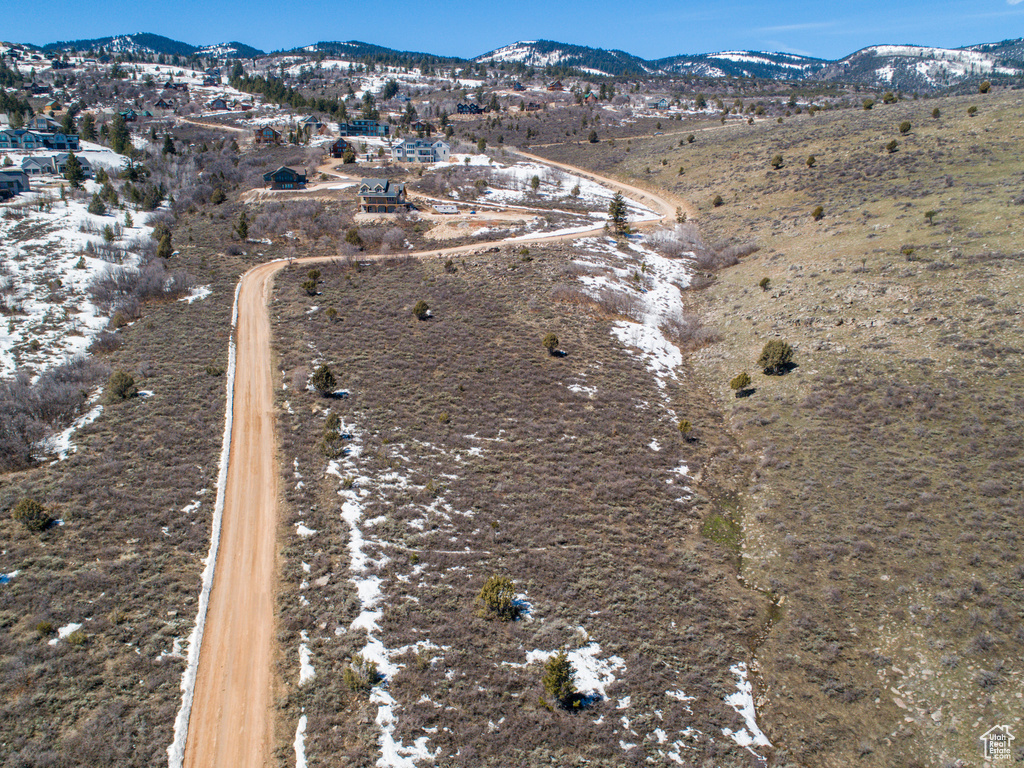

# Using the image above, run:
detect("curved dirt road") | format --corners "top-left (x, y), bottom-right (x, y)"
top-left (180, 155), bottom-right (682, 766)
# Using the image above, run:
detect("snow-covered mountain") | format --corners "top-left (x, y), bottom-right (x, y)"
top-left (817, 44), bottom-right (1020, 90)
top-left (655, 51), bottom-right (828, 79)
top-left (25, 32), bottom-right (1024, 90)
top-left (476, 41), bottom-right (656, 77)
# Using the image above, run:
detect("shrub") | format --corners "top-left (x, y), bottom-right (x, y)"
top-left (588, 130), bottom-right (598, 143)
top-left (932, 107), bottom-right (940, 119)
top-left (36, 621), bottom-right (55, 636)
top-left (326, 307), bottom-right (338, 322)
top-left (13, 498), bottom-right (53, 532)
top-left (542, 650), bottom-right (577, 707)
top-left (345, 228), bottom-right (362, 246)
top-left (967, 106), bottom-right (978, 117)
top-left (67, 629), bottom-right (87, 646)
top-left (770, 154), bottom-right (783, 170)
top-left (758, 339), bottom-right (794, 375)
top-left (882, 91), bottom-right (897, 104)
top-left (412, 300), bottom-right (430, 320)
top-left (863, 98), bottom-right (874, 110)
top-left (730, 372), bottom-right (752, 396)
top-left (343, 654), bottom-right (382, 692)
top-left (210, 188), bottom-right (226, 204)
top-left (979, 80), bottom-right (991, 94)
top-left (806, 155), bottom-right (816, 168)
top-left (758, 277), bottom-right (771, 291)
top-left (107, 370), bottom-right (138, 401)
top-left (924, 210), bottom-right (938, 226)
top-left (885, 140), bottom-right (899, 154)
top-left (477, 574), bottom-right (520, 621)
top-left (311, 364), bottom-right (337, 396)
top-left (812, 205), bottom-right (824, 221)
top-left (678, 419), bottom-right (693, 440)
top-left (686, 134), bottom-right (695, 143)
top-left (712, 194), bottom-right (724, 207)
top-left (899, 121), bottom-right (911, 135)
top-left (542, 333), bottom-right (559, 355)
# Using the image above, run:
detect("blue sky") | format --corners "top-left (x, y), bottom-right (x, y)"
top-left (6, 0), bottom-right (1024, 61)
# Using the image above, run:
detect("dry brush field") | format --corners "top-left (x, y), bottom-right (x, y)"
top-left (537, 88), bottom-right (1024, 766)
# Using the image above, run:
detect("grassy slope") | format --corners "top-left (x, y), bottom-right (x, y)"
top-left (270, 249), bottom-right (769, 767)
top-left (0, 212), bottom-right (250, 766)
top-left (534, 90), bottom-right (1024, 766)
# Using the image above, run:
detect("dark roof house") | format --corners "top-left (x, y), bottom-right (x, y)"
top-left (262, 166), bottom-right (307, 190)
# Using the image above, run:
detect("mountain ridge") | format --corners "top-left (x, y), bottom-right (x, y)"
top-left (21, 32), bottom-right (1024, 90)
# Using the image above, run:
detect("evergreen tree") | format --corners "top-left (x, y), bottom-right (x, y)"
top-left (235, 211), bottom-right (248, 240)
top-left (477, 575), bottom-right (520, 621)
top-left (60, 110), bottom-right (76, 135)
top-left (156, 232), bottom-right (173, 260)
top-left (542, 650), bottom-right (577, 707)
top-left (162, 133), bottom-right (176, 155)
top-left (109, 113), bottom-right (131, 154)
top-left (311, 364), bottom-right (337, 396)
top-left (608, 192), bottom-right (628, 235)
top-left (63, 152), bottom-right (85, 188)
top-left (757, 340), bottom-right (794, 375)
top-left (87, 193), bottom-right (105, 215)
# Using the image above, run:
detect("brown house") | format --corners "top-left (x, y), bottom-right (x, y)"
top-left (357, 178), bottom-right (409, 213)
top-left (328, 138), bottom-right (351, 158)
top-left (263, 166), bottom-right (307, 190)
top-left (547, 80), bottom-right (564, 91)
top-left (254, 126), bottom-right (282, 145)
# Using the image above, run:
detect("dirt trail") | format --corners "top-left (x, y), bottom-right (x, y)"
top-left (181, 158), bottom-right (682, 766)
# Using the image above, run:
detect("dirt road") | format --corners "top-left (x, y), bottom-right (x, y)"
top-left (182, 261), bottom-right (280, 768)
top-left (180, 155), bottom-right (682, 766)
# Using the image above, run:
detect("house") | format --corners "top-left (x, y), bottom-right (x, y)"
top-left (392, 138), bottom-right (450, 164)
top-left (0, 169), bottom-right (30, 196)
top-left (45, 132), bottom-right (80, 151)
top-left (238, 103), bottom-right (254, 111)
top-left (337, 119), bottom-right (389, 137)
top-left (357, 178), bottom-right (408, 213)
top-left (164, 80), bottom-right (189, 92)
top-left (524, 102), bottom-right (542, 112)
top-left (52, 153), bottom-right (93, 177)
top-left (547, 80), bottom-right (564, 91)
top-left (25, 115), bottom-right (60, 132)
top-left (119, 109), bottom-right (139, 122)
top-left (410, 120), bottom-right (433, 135)
top-left (202, 76), bottom-right (220, 86)
top-left (456, 103), bottom-right (485, 115)
top-left (204, 67), bottom-right (221, 77)
top-left (328, 138), bottom-right (351, 158)
top-left (0, 129), bottom-right (49, 150)
top-left (297, 115), bottom-right (323, 135)
top-left (209, 98), bottom-right (229, 111)
top-left (153, 98), bottom-right (174, 110)
top-left (262, 166), bottom-right (306, 190)
top-left (254, 126), bottom-right (282, 145)
top-left (434, 203), bottom-right (458, 214)
top-left (512, 81), bottom-right (526, 92)
top-left (41, 101), bottom-right (62, 114)
top-left (20, 156), bottom-right (56, 176)
top-left (646, 97), bottom-right (669, 110)
top-left (583, 93), bottom-right (598, 105)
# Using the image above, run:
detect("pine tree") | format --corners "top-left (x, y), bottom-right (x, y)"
top-left (235, 211), bottom-right (248, 240)
top-left (311, 364), bottom-right (337, 396)
top-left (162, 134), bottom-right (176, 155)
top-left (156, 232), bottom-right (172, 260)
top-left (109, 113), bottom-right (130, 154)
top-left (542, 650), bottom-right (577, 707)
top-left (87, 193), bottom-right (105, 215)
top-left (477, 575), bottom-right (520, 621)
top-left (608, 192), bottom-right (628, 235)
top-left (63, 152), bottom-right (85, 188)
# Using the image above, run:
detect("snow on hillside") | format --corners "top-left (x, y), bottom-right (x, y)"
top-left (0, 179), bottom-right (154, 378)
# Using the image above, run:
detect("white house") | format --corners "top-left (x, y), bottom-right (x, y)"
top-left (392, 138), bottom-right (450, 164)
